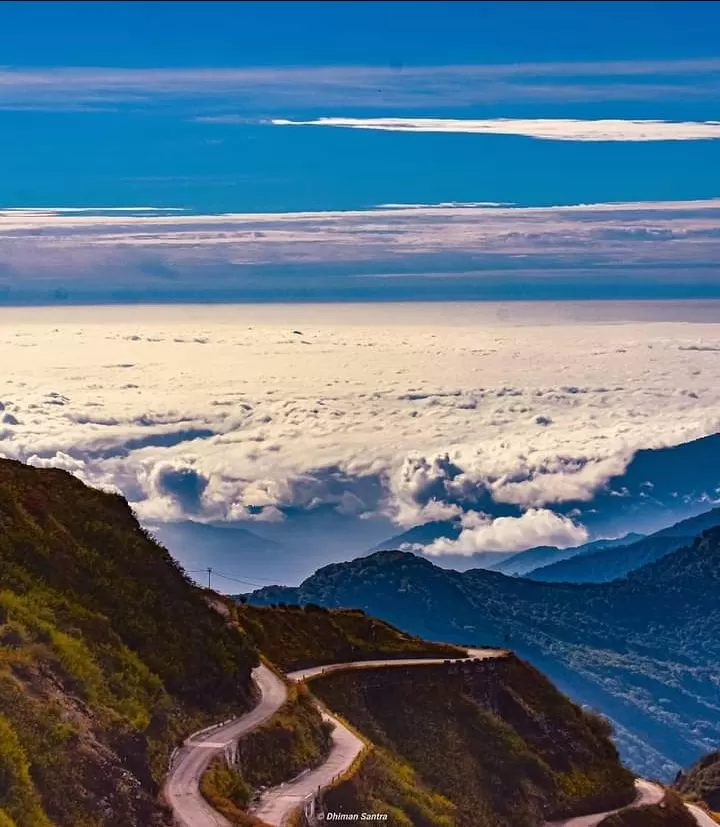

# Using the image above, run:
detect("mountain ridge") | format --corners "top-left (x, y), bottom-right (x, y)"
top-left (488, 534), bottom-right (645, 577)
top-left (367, 432), bottom-right (720, 565)
top-left (529, 507), bottom-right (720, 583)
top-left (247, 527), bottom-right (720, 779)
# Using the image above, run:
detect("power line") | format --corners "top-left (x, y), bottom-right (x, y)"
top-left (212, 570), bottom-right (268, 589)
top-left (184, 568), bottom-right (268, 590)
top-left (185, 568), bottom-right (277, 583)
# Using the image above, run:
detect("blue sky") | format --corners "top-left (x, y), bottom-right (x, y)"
top-left (1, 1), bottom-right (720, 302)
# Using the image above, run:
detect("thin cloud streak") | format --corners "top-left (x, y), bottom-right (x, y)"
top-left (272, 116), bottom-right (720, 142)
top-left (4, 57), bottom-right (720, 110)
top-left (1, 199), bottom-right (720, 303)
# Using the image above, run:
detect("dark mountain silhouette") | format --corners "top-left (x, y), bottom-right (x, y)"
top-left (553, 431), bottom-right (720, 535)
top-left (147, 520), bottom-right (289, 585)
top-left (371, 519), bottom-right (463, 550)
top-left (150, 509), bottom-right (397, 585)
top-left (372, 526), bottom-right (643, 575)
top-left (487, 534), bottom-right (644, 577)
top-left (529, 507), bottom-right (720, 582)
top-left (370, 521), bottom-right (517, 570)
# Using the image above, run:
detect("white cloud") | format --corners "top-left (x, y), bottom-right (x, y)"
top-left (1, 303), bottom-right (719, 552)
top-left (377, 202), bottom-right (515, 209)
top-left (425, 509), bottom-right (589, 555)
top-left (273, 116), bottom-right (720, 142)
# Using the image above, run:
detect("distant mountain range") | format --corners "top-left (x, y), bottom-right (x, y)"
top-left (247, 524), bottom-right (720, 779)
top-left (148, 520), bottom-right (289, 587)
top-left (146, 433), bottom-right (720, 588)
top-left (148, 508), bottom-right (397, 586)
top-left (487, 534), bottom-right (644, 577)
top-left (541, 431), bottom-right (720, 535)
top-left (528, 507), bottom-right (720, 582)
top-left (371, 521), bottom-right (519, 571)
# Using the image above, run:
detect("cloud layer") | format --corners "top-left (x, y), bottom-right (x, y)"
top-left (1, 303), bottom-right (719, 555)
top-left (273, 117), bottom-right (720, 142)
top-left (2, 199), bottom-right (720, 303)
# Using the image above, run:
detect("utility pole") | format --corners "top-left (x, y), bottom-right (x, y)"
top-left (206, 567), bottom-right (213, 589)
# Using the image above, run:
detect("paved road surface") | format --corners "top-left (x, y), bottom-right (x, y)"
top-left (545, 778), bottom-right (718, 827)
top-left (545, 779), bottom-right (664, 827)
top-left (167, 654), bottom-right (488, 827)
top-left (249, 650), bottom-right (505, 826)
top-left (165, 664), bottom-right (287, 827)
top-left (686, 803), bottom-right (719, 827)
top-left (176, 648), bottom-right (707, 827)
top-left (250, 710), bottom-right (364, 826)
top-left (165, 652), bottom-right (714, 827)
top-left (288, 647), bottom-right (505, 682)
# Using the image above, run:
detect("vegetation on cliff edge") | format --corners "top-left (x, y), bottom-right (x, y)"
top-left (234, 602), bottom-right (465, 671)
top-left (309, 655), bottom-right (635, 827)
top-left (0, 459), bottom-right (258, 826)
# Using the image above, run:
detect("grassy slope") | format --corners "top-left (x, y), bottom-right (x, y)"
top-left (0, 459), bottom-right (258, 827)
top-left (322, 749), bottom-right (456, 827)
top-left (249, 537), bottom-right (720, 778)
top-left (200, 601), bottom-right (463, 823)
top-left (0, 458), bottom-right (639, 827)
top-left (310, 656), bottom-right (635, 827)
top-left (235, 602), bottom-right (465, 671)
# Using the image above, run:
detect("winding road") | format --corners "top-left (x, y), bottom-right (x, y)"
top-left (545, 779), bottom-right (664, 827)
top-left (164, 664), bottom-right (287, 827)
top-left (250, 650), bottom-right (504, 825)
top-left (250, 708), bottom-right (364, 826)
top-left (544, 778), bottom-right (715, 827)
top-left (165, 651), bottom-right (713, 827)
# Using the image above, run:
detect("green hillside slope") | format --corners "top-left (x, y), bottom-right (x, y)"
top-left (309, 656), bottom-right (635, 827)
top-left (674, 750), bottom-right (720, 814)
top-left (234, 602), bottom-right (465, 670)
top-left (598, 792), bottom-right (696, 826)
top-left (0, 459), bottom-right (258, 827)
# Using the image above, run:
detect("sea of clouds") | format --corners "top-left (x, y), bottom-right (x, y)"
top-left (1, 301), bottom-right (719, 555)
